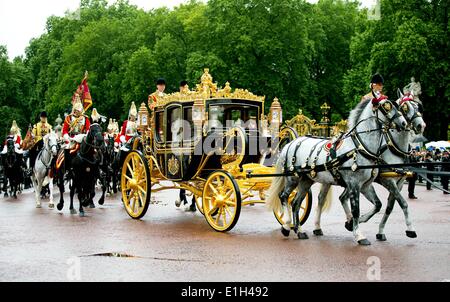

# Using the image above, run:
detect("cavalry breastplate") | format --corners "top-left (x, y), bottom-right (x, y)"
top-left (69, 116), bottom-right (86, 135)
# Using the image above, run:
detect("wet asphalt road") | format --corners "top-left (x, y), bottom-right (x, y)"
top-left (0, 183), bottom-right (449, 282)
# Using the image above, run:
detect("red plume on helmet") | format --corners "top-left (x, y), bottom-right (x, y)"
top-left (71, 71), bottom-right (92, 112)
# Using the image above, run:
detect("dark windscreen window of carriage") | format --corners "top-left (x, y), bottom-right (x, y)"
top-left (166, 106), bottom-right (182, 142)
top-left (155, 111), bottom-right (164, 143)
top-left (183, 107), bottom-right (194, 141)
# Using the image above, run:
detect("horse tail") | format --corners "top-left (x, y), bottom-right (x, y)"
top-left (320, 184), bottom-right (333, 213)
top-left (266, 155), bottom-right (286, 214)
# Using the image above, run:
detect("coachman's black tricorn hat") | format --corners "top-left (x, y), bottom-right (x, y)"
top-left (40, 111), bottom-right (48, 118)
top-left (371, 73), bottom-right (384, 84)
top-left (156, 78), bottom-right (166, 85)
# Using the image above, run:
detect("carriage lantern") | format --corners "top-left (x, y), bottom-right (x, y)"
top-left (137, 102), bottom-right (149, 132)
top-left (269, 97), bottom-right (282, 137)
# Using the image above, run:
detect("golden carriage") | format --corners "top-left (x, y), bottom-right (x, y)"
top-left (121, 69), bottom-right (312, 232)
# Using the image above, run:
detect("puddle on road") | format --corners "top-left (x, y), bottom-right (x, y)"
top-left (81, 252), bottom-right (204, 262)
top-left (83, 252), bottom-right (138, 258)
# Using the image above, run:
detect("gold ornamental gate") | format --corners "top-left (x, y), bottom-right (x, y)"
top-left (284, 103), bottom-right (347, 138)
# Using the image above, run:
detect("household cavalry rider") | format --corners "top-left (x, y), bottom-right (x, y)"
top-left (115, 101), bottom-right (138, 148)
top-left (105, 118), bottom-right (118, 146)
top-left (58, 99), bottom-right (91, 172)
top-left (1, 120), bottom-right (22, 154)
top-left (62, 99), bottom-right (91, 147)
top-left (29, 111), bottom-right (53, 169)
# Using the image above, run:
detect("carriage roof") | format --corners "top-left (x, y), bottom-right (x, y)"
top-left (152, 69), bottom-right (265, 112)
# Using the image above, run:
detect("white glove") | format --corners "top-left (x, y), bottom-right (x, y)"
top-left (14, 143), bottom-right (20, 149)
top-left (63, 133), bottom-right (69, 141)
top-left (114, 142), bottom-right (119, 148)
top-left (120, 136), bottom-right (126, 144)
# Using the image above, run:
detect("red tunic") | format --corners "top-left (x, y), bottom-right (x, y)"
top-left (62, 114), bottom-right (91, 138)
top-left (115, 120), bottom-right (136, 144)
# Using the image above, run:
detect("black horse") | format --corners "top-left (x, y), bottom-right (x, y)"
top-left (100, 135), bottom-right (119, 195)
top-left (56, 124), bottom-right (105, 216)
top-left (1, 138), bottom-right (25, 198)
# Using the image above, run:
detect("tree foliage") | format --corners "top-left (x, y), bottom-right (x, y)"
top-left (0, 0), bottom-right (448, 140)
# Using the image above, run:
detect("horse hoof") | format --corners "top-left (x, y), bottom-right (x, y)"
top-left (281, 226), bottom-right (290, 237)
top-left (313, 229), bottom-right (323, 236)
top-left (345, 220), bottom-right (354, 232)
top-left (79, 212), bottom-right (85, 217)
top-left (406, 231), bottom-right (417, 238)
top-left (99, 198), bottom-right (105, 205)
top-left (297, 232), bottom-right (309, 240)
top-left (175, 199), bottom-right (181, 208)
top-left (376, 234), bottom-right (387, 241)
top-left (89, 203), bottom-right (95, 209)
top-left (70, 209), bottom-right (77, 215)
top-left (189, 205), bottom-right (196, 212)
top-left (358, 239), bottom-right (371, 246)
top-left (82, 200), bottom-right (90, 207)
top-left (48, 203), bottom-right (54, 209)
top-left (57, 203), bottom-right (63, 211)
top-left (36, 204), bottom-right (42, 209)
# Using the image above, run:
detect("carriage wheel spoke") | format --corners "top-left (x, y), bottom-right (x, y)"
top-left (127, 163), bottom-right (133, 175)
top-left (137, 185), bottom-right (146, 195)
top-left (223, 189), bottom-right (234, 201)
top-left (222, 208), bottom-right (227, 226)
top-left (225, 201), bottom-right (236, 207)
top-left (208, 205), bottom-right (217, 216)
top-left (208, 184), bottom-right (219, 195)
top-left (224, 205), bottom-right (232, 217)
top-left (215, 207), bottom-right (222, 225)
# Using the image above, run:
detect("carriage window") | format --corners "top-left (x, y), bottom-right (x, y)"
top-left (183, 107), bottom-right (195, 141)
top-left (209, 104), bottom-right (259, 130)
top-left (155, 111), bottom-right (164, 142)
top-left (167, 106), bottom-right (182, 142)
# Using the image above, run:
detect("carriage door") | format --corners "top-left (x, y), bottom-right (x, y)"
top-left (165, 105), bottom-right (184, 180)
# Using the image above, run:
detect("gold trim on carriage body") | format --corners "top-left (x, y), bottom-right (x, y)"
top-left (151, 68), bottom-right (266, 109)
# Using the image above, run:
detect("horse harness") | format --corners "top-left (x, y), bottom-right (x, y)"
top-left (282, 101), bottom-right (407, 187)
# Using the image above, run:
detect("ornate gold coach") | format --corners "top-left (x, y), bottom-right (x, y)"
top-left (121, 69), bottom-right (311, 232)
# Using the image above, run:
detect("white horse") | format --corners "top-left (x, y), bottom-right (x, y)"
top-left (314, 92), bottom-right (426, 241)
top-left (31, 132), bottom-right (59, 208)
top-left (267, 97), bottom-right (408, 245)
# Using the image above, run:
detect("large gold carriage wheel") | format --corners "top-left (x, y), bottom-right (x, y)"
top-left (202, 171), bottom-right (241, 232)
top-left (273, 189), bottom-right (312, 228)
top-left (121, 151), bottom-right (151, 219)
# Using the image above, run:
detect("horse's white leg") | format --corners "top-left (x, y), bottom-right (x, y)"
top-left (48, 177), bottom-right (54, 208)
top-left (359, 184), bottom-right (382, 223)
top-left (314, 184), bottom-right (331, 235)
top-left (291, 178), bottom-right (313, 239)
top-left (337, 189), bottom-right (354, 231)
top-left (348, 186), bottom-right (370, 245)
top-left (279, 177), bottom-right (298, 237)
top-left (32, 173), bottom-right (42, 208)
top-left (377, 180), bottom-right (416, 241)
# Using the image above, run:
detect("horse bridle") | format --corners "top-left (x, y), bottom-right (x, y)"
top-left (80, 124), bottom-right (104, 152)
top-left (38, 138), bottom-right (58, 169)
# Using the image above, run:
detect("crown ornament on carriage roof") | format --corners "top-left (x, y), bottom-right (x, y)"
top-left (152, 69), bottom-right (265, 107)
